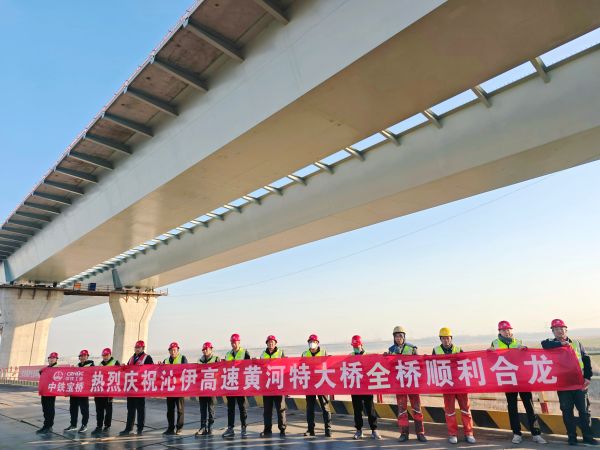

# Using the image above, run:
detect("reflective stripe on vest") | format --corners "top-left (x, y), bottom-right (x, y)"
top-left (79, 362), bottom-right (93, 367)
top-left (128, 353), bottom-right (148, 365)
top-left (491, 338), bottom-right (522, 349)
top-left (164, 354), bottom-right (183, 364)
top-left (261, 349), bottom-right (282, 359)
top-left (104, 358), bottom-right (117, 366)
top-left (434, 344), bottom-right (461, 355)
top-left (225, 348), bottom-right (246, 361)
top-left (199, 355), bottom-right (218, 364)
top-left (570, 340), bottom-right (584, 370)
top-left (302, 349), bottom-right (325, 357)
top-left (390, 344), bottom-right (415, 355)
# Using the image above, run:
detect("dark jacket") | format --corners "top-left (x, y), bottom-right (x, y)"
top-left (541, 337), bottom-right (592, 380)
top-left (100, 357), bottom-right (120, 366)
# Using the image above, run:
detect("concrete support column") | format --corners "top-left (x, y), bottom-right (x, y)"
top-left (109, 293), bottom-right (157, 364)
top-left (0, 287), bottom-right (64, 370)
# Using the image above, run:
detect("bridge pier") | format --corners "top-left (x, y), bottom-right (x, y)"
top-left (0, 286), bottom-right (63, 370)
top-left (109, 292), bottom-right (157, 364)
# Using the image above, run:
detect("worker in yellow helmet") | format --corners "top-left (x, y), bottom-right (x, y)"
top-left (432, 328), bottom-right (475, 444)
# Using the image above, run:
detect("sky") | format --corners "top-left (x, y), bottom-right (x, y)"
top-left (1, 2), bottom-right (599, 358)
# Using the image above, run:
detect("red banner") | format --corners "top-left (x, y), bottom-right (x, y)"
top-left (38, 348), bottom-right (583, 397)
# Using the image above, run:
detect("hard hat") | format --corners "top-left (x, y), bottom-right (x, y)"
top-left (48, 352), bottom-right (59, 359)
top-left (230, 333), bottom-right (240, 342)
top-left (168, 341), bottom-right (179, 350)
top-left (79, 349), bottom-right (89, 357)
top-left (202, 341), bottom-right (213, 351)
top-left (135, 340), bottom-right (145, 348)
top-left (497, 320), bottom-right (512, 331)
top-left (266, 335), bottom-right (277, 344)
top-left (551, 318), bottom-right (567, 329)
top-left (439, 327), bottom-right (452, 337)
top-left (351, 335), bottom-right (362, 347)
top-left (393, 326), bottom-right (406, 335)
top-left (307, 334), bottom-right (319, 343)
top-left (101, 348), bottom-right (112, 356)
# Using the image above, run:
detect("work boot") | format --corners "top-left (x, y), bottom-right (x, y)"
top-left (119, 429), bottom-right (133, 436)
top-left (398, 433), bottom-right (409, 442)
top-left (353, 430), bottom-right (363, 440)
top-left (175, 428), bottom-right (182, 435)
top-left (91, 427), bottom-right (102, 436)
top-left (136, 429), bottom-right (143, 436)
top-left (64, 424), bottom-right (77, 432)
top-left (260, 429), bottom-right (272, 438)
top-left (372, 430), bottom-right (382, 440)
top-left (206, 426), bottom-right (213, 435)
top-left (280, 430), bottom-right (286, 437)
top-left (304, 429), bottom-right (315, 437)
top-left (325, 428), bottom-right (332, 438)
top-left (418, 433), bottom-right (428, 442)
top-left (222, 427), bottom-right (235, 438)
top-left (162, 428), bottom-right (175, 435)
top-left (102, 426), bottom-right (110, 433)
top-left (36, 427), bottom-right (49, 434)
top-left (78, 425), bottom-right (88, 433)
top-left (568, 437), bottom-right (579, 446)
top-left (241, 426), bottom-right (248, 437)
top-left (583, 438), bottom-right (599, 446)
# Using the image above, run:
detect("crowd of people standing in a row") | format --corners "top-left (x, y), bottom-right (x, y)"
top-left (36, 319), bottom-right (596, 446)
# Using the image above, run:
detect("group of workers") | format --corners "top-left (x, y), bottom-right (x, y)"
top-left (36, 318), bottom-right (596, 446)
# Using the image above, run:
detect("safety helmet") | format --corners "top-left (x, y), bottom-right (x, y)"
top-left (79, 349), bottom-right (89, 357)
top-left (393, 326), bottom-right (406, 335)
top-left (230, 333), bottom-right (240, 342)
top-left (202, 341), bottom-right (213, 351)
top-left (135, 340), bottom-right (145, 348)
top-left (48, 352), bottom-right (59, 359)
top-left (307, 334), bottom-right (319, 343)
top-left (439, 327), bottom-right (452, 337)
top-left (551, 318), bottom-right (567, 329)
top-left (351, 335), bottom-right (362, 347)
top-left (101, 348), bottom-right (112, 356)
top-left (266, 335), bottom-right (277, 344)
top-left (497, 320), bottom-right (512, 331)
top-left (168, 341), bottom-right (179, 350)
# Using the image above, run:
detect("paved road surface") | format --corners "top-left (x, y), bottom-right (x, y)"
top-left (0, 385), bottom-right (577, 449)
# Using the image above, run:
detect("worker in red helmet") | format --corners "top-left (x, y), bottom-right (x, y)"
top-left (222, 333), bottom-right (251, 439)
top-left (195, 342), bottom-right (220, 437)
top-left (91, 348), bottom-right (120, 436)
top-left (350, 335), bottom-right (381, 440)
top-left (120, 340), bottom-right (154, 436)
top-left (260, 335), bottom-right (287, 438)
top-left (490, 321), bottom-right (545, 444)
top-left (434, 328), bottom-right (475, 444)
top-left (64, 349), bottom-right (94, 434)
top-left (162, 342), bottom-right (188, 435)
top-left (386, 326), bottom-right (426, 442)
top-left (542, 319), bottom-right (597, 446)
top-left (36, 352), bottom-right (59, 434)
top-left (302, 334), bottom-right (332, 437)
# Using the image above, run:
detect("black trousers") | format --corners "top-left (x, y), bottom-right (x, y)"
top-left (199, 397), bottom-right (215, 429)
top-left (306, 395), bottom-right (331, 431)
top-left (351, 395), bottom-right (377, 431)
top-left (558, 389), bottom-right (593, 440)
top-left (69, 397), bottom-right (89, 426)
top-left (94, 397), bottom-right (113, 428)
top-left (505, 392), bottom-right (540, 436)
top-left (166, 397), bottom-right (185, 430)
top-left (226, 396), bottom-right (247, 428)
top-left (125, 397), bottom-right (146, 431)
top-left (41, 396), bottom-right (55, 428)
top-left (263, 396), bottom-right (287, 432)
